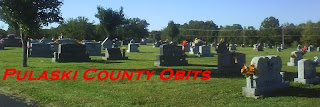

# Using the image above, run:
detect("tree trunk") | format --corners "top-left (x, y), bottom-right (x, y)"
top-left (20, 28), bottom-right (27, 67)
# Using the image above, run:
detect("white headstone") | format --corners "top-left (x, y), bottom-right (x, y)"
top-left (294, 59), bottom-right (319, 84)
top-left (198, 45), bottom-right (213, 57)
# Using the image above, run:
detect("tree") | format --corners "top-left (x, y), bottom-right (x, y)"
top-left (218, 24), bottom-right (243, 44)
top-left (161, 21), bottom-right (180, 42)
top-left (117, 18), bottom-right (149, 41)
top-left (300, 21), bottom-right (320, 46)
top-left (258, 16), bottom-right (281, 45)
top-left (95, 6), bottom-right (125, 39)
top-left (59, 16), bottom-right (95, 40)
top-left (179, 20), bottom-right (218, 42)
top-left (0, 0), bottom-right (63, 67)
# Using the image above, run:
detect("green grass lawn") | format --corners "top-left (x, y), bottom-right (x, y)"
top-left (0, 44), bottom-right (320, 106)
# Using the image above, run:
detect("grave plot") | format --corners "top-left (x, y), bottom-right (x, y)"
top-left (52, 44), bottom-right (91, 62)
top-left (294, 59), bottom-right (320, 84)
top-left (242, 55), bottom-right (290, 98)
top-left (154, 44), bottom-right (188, 66)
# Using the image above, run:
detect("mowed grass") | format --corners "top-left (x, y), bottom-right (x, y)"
top-left (0, 44), bottom-right (320, 106)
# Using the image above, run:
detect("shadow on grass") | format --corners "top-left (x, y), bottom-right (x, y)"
top-left (283, 71), bottom-right (320, 81)
top-left (188, 63), bottom-right (217, 67)
top-left (138, 52), bottom-right (154, 53)
top-left (268, 86), bottom-right (320, 98)
top-left (89, 59), bottom-right (123, 64)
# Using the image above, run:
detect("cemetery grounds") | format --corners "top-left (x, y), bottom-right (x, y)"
top-left (0, 44), bottom-right (319, 106)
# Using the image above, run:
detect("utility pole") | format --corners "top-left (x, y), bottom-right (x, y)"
top-left (282, 27), bottom-right (284, 45)
top-left (243, 26), bottom-right (246, 45)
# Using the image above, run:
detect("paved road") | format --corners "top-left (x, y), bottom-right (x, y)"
top-left (0, 94), bottom-right (36, 107)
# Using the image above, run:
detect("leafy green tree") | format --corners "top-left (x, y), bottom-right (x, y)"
top-left (0, 28), bottom-right (7, 38)
top-left (59, 16), bottom-right (95, 40)
top-left (161, 21), bottom-right (180, 42)
top-left (300, 21), bottom-right (320, 46)
top-left (281, 23), bottom-right (302, 47)
top-left (117, 18), bottom-right (149, 41)
top-left (179, 20), bottom-right (218, 42)
top-left (0, 0), bottom-right (63, 67)
top-left (218, 24), bottom-right (243, 44)
top-left (149, 30), bottom-right (162, 41)
top-left (244, 26), bottom-right (258, 45)
top-left (258, 16), bottom-right (281, 45)
top-left (95, 6), bottom-right (125, 39)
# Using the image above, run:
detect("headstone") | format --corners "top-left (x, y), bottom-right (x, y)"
top-left (297, 45), bottom-right (302, 51)
top-left (101, 38), bottom-right (113, 49)
top-left (28, 43), bottom-right (52, 57)
top-left (127, 43), bottom-right (139, 52)
top-left (294, 59), bottom-right (319, 84)
top-left (317, 47), bottom-right (320, 52)
top-left (0, 43), bottom-right (4, 50)
top-left (140, 38), bottom-right (147, 45)
top-left (154, 44), bottom-right (188, 66)
top-left (218, 52), bottom-right (246, 73)
top-left (287, 51), bottom-right (303, 66)
top-left (257, 44), bottom-right (263, 51)
top-left (153, 41), bottom-right (161, 48)
top-left (242, 55), bottom-right (290, 98)
top-left (277, 47), bottom-right (281, 52)
top-left (211, 42), bottom-right (216, 47)
top-left (253, 44), bottom-right (257, 50)
top-left (189, 43), bottom-right (200, 54)
top-left (263, 43), bottom-right (268, 48)
top-left (114, 41), bottom-right (121, 47)
top-left (102, 48), bottom-right (128, 60)
top-left (3, 37), bottom-right (21, 47)
top-left (198, 45), bottom-right (213, 57)
top-left (216, 42), bottom-right (229, 54)
top-left (280, 44), bottom-right (286, 50)
top-left (84, 42), bottom-right (102, 56)
top-left (229, 44), bottom-right (237, 52)
top-left (183, 42), bottom-right (190, 52)
top-left (52, 44), bottom-right (91, 62)
top-left (308, 45), bottom-right (315, 52)
top-left (122, 40), bottom-right (128, 45)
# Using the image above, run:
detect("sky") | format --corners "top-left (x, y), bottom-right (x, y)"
top-left (1, 0), bottom-right (320, 31)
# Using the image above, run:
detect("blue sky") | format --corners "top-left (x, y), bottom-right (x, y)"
top-left (1, 0), bottom-right (320, 31)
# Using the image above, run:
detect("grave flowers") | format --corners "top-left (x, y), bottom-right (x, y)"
top-left (241, 64), bottom-right (256, 78)
top-left (290, 53), bottom-right (297, 58)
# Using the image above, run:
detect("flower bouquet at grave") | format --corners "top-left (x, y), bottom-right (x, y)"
top-left (54, 40), bottom-right (58, 43)
top-left (241, 64), bottom-right (256, 78)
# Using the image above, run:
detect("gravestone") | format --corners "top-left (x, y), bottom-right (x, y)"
top-left (102, 48), bottom-right (128, 60)
top-left (84, 42), bottom-right (102, 56)
top-left (218, 52), bottom-right (246, 73)
top-left (277, 47), bottom-right (281, 52)
top-left (101, 38), bottom-right (113, 49)
top-left (153, 41), bottom-right (161, 48)
top-left (253, 44), bottom-right (257, 50)
top-left (140, 38), bottom-right (147, 45)
top-left (308, 45), bottom-right (315, 52)
top-left (294, 59), bottom-right (319, 84)
top-left (183, 42), bottom-right (190, 52)
top-left (189, 42), bottom-right (200, 54)
top-left (28, 43), bottom-right (52, 57)
top-left (216, 42), bottom-right (229, 54)
top-left (211, 42), bottom-right (216, 47)
top-left (3, 38), bottom-right (21, 47)
top-left (242, 55), bottom-right (290, 98)
top-left (52, 44), bottom-right (91, 62)
top-left (154, 44), bottom-right (188, 66)
top-left (127, 43), bottom-right (139, 52)
top-left (287, 51), bottom-right (303, 66)
top-left (317, 47), bottom-right (320, 52)
top-left (198, 45), bottom-right (213, 57)
top-left (257, 44), bottom-right (263, 51)
top-left (57, 39), bottom-right (76, 44)
top-left (0, 43), bottom-right (4, 50)
top-left (280, 44), bottom-right (286, 50)
top-left (297, 45), bottom-right (302, 51)
top-left (229, 44), bottom-right (237, 52)
top-left (114, 40), bottom-right (121, 47)
top-left (263, 43), bottom-right (268, 48)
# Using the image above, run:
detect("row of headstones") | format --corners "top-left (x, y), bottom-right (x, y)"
top-left (242, 55), bottom-right (319, 98)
